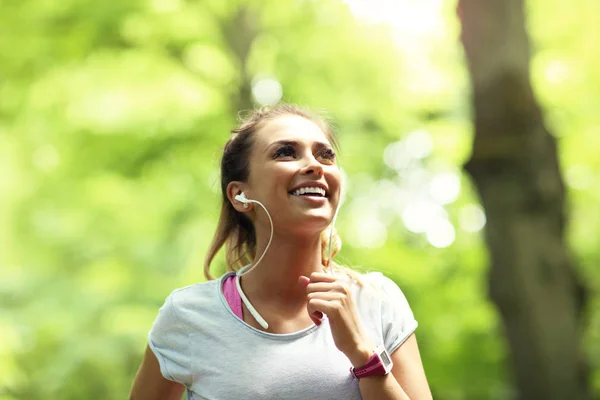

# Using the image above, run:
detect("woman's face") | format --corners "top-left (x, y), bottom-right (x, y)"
top-left (245, 115), bottom-right (342, 236)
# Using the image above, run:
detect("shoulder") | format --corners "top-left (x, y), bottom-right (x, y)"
top-left (348, 270), bottom-right (405, 298)
top-left (349, 270), bottom-right (415, 315)
top-left (149, 276), bottom-right (228, 340)
top-left (169, 278), bottom-right (220, 301)
top-left (160, 278), bottom-right (224, 322)
top-left (361, 271), bottom-right (405, 294)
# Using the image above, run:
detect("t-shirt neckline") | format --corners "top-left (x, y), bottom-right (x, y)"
top-left (217, 271), bottom-right (324, 340)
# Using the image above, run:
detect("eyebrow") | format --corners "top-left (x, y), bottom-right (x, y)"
top-left (264, 139), bottom-right (332, 153)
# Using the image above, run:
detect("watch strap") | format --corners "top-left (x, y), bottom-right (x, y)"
top-left (350, 346), bottom-right (392, 379)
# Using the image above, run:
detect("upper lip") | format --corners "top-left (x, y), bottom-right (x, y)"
top-left (289, 182), bottom-right (329, 197)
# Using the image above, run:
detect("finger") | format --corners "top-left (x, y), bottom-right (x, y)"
top-left (307, 303), bottom-right (324, 325)
top-left (298, 275), bottom-right (311, 287)
top-left (307, 298), bottom-right (342, 318)
top-left (305, 299), bottom-right (324, 325)
top-left (308, 282), bottom-right (352, 300)
top-left (305, 282), bottom-right (338, 294)
top-left (307, 294), bottom-right (344, 319)
top-left (308, 272), bottom-right (338, 283)
top-left (307, 294), bottom-right (345, 325)
top-left (307, 292), bottom-right (344, 302)
top-left (309, 311), bottom-right (323, 325)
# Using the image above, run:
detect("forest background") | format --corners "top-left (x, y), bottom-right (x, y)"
top-left (1, 0), bottom-right (598, 399)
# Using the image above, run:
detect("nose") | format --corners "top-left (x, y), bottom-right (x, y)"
top-left (300, 153), bottom-right (324, 177)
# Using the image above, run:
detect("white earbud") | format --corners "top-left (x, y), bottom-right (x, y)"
top-left (235, 192), bottom-right (250, 208)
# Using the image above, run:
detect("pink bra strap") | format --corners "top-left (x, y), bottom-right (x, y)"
top-left (222, 274), bottom-right (243, 319)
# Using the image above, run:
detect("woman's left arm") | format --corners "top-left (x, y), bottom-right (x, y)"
top-left (356, 333), bottom-right (433, 400)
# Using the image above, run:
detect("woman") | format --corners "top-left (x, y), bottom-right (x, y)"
top-left (130, 104), bottom-right (432, 400)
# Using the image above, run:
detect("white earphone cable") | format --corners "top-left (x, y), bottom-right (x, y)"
top-left (236, 199), bottom-right (274, 277)
top-left (235, 270), bottom-right (269, 329)
top-left (326, 205), bottom-right (340, 273)
top-left (236, 198), bottom-right (273, 329)
top-left (235, 194), bottom-right (339, 330)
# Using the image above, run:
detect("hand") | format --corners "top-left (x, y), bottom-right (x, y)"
top-left (299, 272), bottom-right (374, 367)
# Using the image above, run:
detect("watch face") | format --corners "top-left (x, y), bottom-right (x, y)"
top-left (380, 349), bottom-right (392, 367)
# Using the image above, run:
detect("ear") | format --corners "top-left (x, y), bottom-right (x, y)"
top-left (226, 181), bottom-right (252, 212)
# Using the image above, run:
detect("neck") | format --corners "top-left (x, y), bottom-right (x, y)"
top-left (239, 231), bottom-right (325, 308)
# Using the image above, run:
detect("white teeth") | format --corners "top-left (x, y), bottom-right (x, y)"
top-left (292, 187), bottom-right (326, 197)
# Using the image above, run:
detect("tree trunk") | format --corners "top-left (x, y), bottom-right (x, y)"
top-left (221, 7), bottom-right (259, 112)
top-left (458, 1), bottom-right (590, 399)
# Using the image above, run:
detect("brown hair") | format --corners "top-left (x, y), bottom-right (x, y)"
top-left (203, 103), bottom-right (344, 280)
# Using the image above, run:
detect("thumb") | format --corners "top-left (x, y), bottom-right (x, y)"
top-left (298, 275), bottom-right (310, 287)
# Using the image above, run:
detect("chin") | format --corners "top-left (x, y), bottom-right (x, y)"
top-left (291, 215), bottom-right (332, 235)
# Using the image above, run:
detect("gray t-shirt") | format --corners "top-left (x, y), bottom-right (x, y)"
top-left (148, 271), bottom-right (418, 400)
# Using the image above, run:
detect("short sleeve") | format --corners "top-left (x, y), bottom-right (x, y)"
top-left (148, 294), bottom-right (192, 386)
top-left (373, 273), bottom-right (419, 353)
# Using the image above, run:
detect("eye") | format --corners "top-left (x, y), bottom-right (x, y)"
top-left (273, 144), bottom-right (296, 159)
top-left (317, 148), bottom-right (336, 163)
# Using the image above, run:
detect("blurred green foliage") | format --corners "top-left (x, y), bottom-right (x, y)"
top-left (1, 0), bottom-right (598, 399)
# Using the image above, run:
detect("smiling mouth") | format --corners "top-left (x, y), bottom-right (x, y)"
top-left (288, 187), bottom-right (327, 198)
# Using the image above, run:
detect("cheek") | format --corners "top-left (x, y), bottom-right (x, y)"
top-left (327, 169), bottom-right (342, 189)
top-left (273, 164), bottom-right (296, 180)
top-left (264, 166), bottom-right (295, 196)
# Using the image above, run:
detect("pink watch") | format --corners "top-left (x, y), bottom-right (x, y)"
top-left (350, 345), bottom-right (393, 379)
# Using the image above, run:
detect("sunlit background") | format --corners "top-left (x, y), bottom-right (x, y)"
top-left (1, 0), bottom-right (599, 398)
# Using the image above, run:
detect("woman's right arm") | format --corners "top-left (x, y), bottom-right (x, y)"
top-left (130, 345), bottom-right (186, 400)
